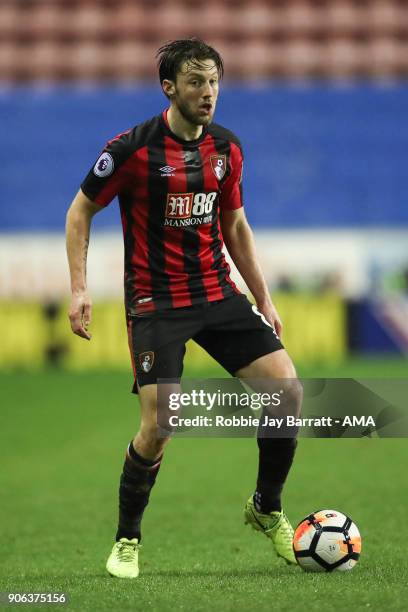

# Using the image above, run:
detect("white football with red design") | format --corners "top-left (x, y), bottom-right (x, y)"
top-left (293, 509), bottom-right (361, 572)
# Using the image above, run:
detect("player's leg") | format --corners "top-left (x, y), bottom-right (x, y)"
top-left (106, 384), bottom-right (169, 578)
top-left (116, 383), bottom-right (170, 543)
top-left (194, 296), bottom-right (301, 564)
top-left (237, 349), bottom-right (302, 519)
top-left (236, 338), bottom-right (301, 565)
top-left (115, 313), bottom-right (191, 545)
top-left (107, 309), bottom-right (201, 578)
top-left (237, 349), bottom-right (301, 564)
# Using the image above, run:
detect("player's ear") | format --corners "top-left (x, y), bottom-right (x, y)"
top-left (162, 79), bottom-right (176, 99)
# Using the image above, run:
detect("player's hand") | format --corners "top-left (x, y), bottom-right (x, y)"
top-left (68, 290), bottom-right (92, 340)
top-left (257, 300), bottom-right (283, 338)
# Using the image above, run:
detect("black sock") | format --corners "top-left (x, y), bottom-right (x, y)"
top-left (115, 442), bottom-right (162, 542)
top-left (255, 436), bottom-right (297, 514)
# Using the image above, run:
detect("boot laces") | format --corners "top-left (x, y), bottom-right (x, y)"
top-left (117, 541), bottom-right (138, 563)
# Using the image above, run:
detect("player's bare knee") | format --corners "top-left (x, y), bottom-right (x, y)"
top-left (134, 420), bottom-right (169, 459)
top-left (279, 378), bottom-right (303, 419)
top-left (139, 421), bottom-right (159, 441)
top-left (275, 352), bottom-right (298, 379)
top-left (266, 352), bottom-right (302, 418)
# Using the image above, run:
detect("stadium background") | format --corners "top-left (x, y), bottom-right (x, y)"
top-left (1, 1), bottom-right (407, 610)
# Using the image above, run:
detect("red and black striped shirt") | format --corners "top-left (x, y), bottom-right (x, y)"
top-left (81, 110), bottom-right (244, 313)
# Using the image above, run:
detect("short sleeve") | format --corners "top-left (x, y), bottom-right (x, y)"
top-left (80, 131), bottom-right (133, 207)
top-left (218, 141), bottom-right (244, 211)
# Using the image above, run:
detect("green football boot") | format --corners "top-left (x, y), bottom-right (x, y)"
top-left (106, 537), bottom-right (140, 578)
top-left (244, 496), bottom-right (297, 565)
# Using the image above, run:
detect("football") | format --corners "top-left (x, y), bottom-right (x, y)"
top-left (293, 509), bottom-right (361, 572)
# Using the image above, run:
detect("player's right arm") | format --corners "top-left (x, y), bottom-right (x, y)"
top-left (66, 189), bottom-right (102, 340)
top-left (67, 129), bottom-right (134, 338)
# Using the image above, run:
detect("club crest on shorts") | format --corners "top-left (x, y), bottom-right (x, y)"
top-left (210, 155), bottom-right (227, 181)
top-left (139, 351), bottom-right (154, 373)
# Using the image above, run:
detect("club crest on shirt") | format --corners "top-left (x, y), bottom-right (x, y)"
top-left (210, 154), bottom-right (226, 181)
top-left (139, 351), bottom-right (154, 373)
top-left (93, 152), bottom-right (114, 177)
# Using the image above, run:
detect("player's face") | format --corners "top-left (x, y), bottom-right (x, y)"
top-left (172, 60), bottom-right (219, 126)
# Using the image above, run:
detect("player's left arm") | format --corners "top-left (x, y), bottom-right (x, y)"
top-left (221, 207), bottom-right (283, 336)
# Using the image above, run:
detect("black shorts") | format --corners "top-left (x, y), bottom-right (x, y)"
top-left (126, 294), bottom-right (284, 392)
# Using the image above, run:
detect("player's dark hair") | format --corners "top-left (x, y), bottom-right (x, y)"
top-left (157, 38), bottom-right (224, 89)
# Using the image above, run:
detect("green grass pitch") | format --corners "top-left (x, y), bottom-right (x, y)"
top-left (1, 360), bottom-right (407, 611)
